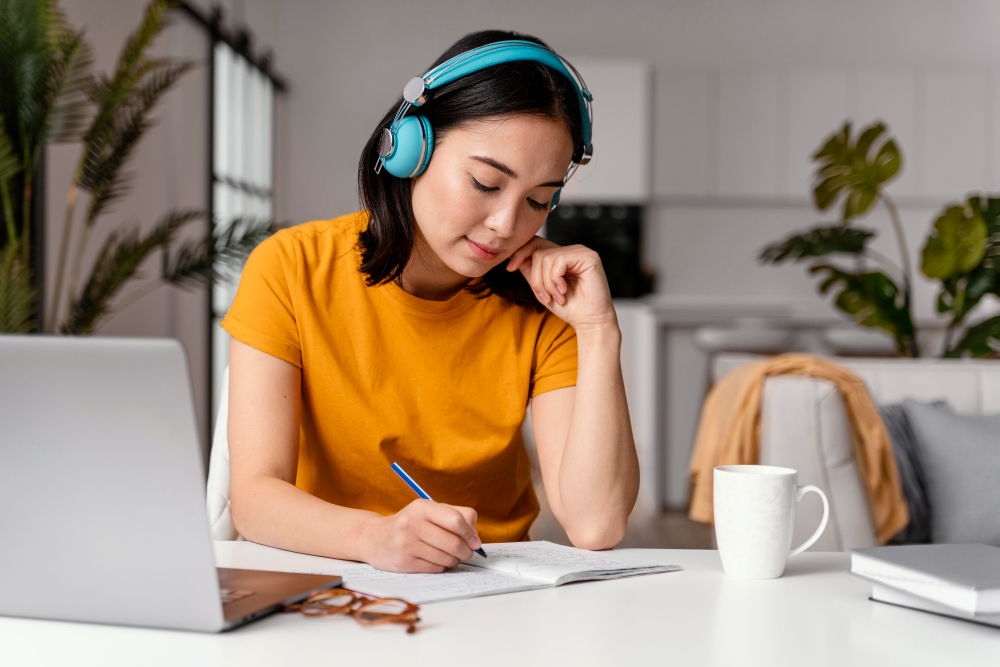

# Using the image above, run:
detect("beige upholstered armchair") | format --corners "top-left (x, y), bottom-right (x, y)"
top-left (711, 355), bottom-right (1000, 551)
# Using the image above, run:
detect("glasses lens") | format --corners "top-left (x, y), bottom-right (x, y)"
top-left (303, 589), bottom-right (357, 615)
top-left (355, 599), bottom-right (412, 621)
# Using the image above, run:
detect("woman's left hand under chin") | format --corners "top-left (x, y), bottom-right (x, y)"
top-left (505, 236), bottom-right (618, 333)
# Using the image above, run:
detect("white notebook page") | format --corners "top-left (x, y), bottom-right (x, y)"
top-left (466, 541), bottom-right (681, 585)
top-left (214, 540), bottom-right (680, 605)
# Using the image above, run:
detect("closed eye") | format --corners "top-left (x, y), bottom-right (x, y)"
top-left (469, 176), bottom-right (498, 193)
top-left (469, 176), bottom-right (550, 212)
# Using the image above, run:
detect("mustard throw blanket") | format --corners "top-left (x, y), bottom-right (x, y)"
top-left (688, 354), bottom-right (909, 544)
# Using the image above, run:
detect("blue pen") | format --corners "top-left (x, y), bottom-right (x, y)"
top-left (391, 461), bottom-right (488, 558)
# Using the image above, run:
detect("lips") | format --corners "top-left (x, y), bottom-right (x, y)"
top-left (465, 237), bottom-right (500, 260)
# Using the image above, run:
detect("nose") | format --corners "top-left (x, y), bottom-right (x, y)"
top-left (484, 202), bottom-right (518, 239)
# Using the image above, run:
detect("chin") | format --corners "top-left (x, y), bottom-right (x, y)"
top-left (451, 258), bottom-right (493, 279)
top-left (443, 243), bottom-right (498, 278)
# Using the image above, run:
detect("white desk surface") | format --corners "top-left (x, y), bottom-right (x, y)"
top-left (2, 545), bottom-right (997, 666)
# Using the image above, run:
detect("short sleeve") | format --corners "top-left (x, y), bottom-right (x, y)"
top-left (220, 230), bottom-right (302, 367)
top-left (530, 311), bottom-right (578, 397)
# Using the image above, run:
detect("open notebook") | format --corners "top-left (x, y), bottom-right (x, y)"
top-left (215, 541), bottom-right (681, 604)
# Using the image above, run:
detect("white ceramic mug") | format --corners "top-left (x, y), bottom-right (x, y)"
top-left (713, 465), bottom-right (830, 580)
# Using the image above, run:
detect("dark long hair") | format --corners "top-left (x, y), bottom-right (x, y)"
top-left (357, 30), bottom-right (585, 311)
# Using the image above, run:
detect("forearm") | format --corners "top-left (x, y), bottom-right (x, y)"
top-left (231, 474), bottom-right (380, 561)
top-left (555, 323), bottom-right (639, 548)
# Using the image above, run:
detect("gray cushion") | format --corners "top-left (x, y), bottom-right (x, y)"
top-left (879, 402), bottom-right (934, 544)
top-left (903, 399), bottom-right (1000, 546)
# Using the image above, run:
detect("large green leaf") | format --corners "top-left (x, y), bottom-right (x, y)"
top-left (810, 264), bottom-right (915, 355)
top-left (812, 121), bottom-right (901, 222)
top-left (924, 196), bottom-right (1000, 326)
top-left (945, 315), bottom-right (1000, 358)
top-left (921, 203), bottom-right (987, 280)
top-left (759, 225), bottom-right (875, 264)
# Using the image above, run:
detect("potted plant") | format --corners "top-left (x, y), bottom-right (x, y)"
top-left (760, 121), bottom-right (999, 358)
top-left (0, 0), bottom-right (273, 335)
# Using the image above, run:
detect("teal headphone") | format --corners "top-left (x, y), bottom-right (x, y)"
top-left (375, 39), bottom-right (594, 212)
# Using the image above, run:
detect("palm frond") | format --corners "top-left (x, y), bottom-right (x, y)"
top-left (165, 216), bottom-right (277, 289)
top-left (0, 237), bottom-right (37, 333)
top-left (64, 208), bottom-right (204, 334)
top-left (0, 0), bottom-right (46, 157)
top-left (0, 0), bottom-right (95, 181)
top-left (0, 110), bottom-right (18, 243)
top-left (0, 0), bottom-right (51, 152)
top-left (0, 111), bottom-right (19, 185)
top-left (116, 0), bottom-right (173, 77)
top-left (117, 59), bottom-right (193, 124)
top-left (80, 59), bottom-right (193, 221)
top-left (46, 25), bottom-right (95, 143)
top-left (77, 0), bottom-right (177, 189)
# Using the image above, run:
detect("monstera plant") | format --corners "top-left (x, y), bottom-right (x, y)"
top-left (760, 121), bottom-right (1000, 358)
top-left (0, 0), bottom-right (273, 334)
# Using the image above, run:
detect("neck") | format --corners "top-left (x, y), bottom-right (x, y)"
top-left (398, 234), bottom-right (471, 301)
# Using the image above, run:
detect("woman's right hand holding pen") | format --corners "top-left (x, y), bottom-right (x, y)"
top-left (358, 499), bottom-right (484, 573)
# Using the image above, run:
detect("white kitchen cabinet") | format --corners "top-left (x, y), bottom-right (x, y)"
top-left (558, 57), bottom-right (651, 203)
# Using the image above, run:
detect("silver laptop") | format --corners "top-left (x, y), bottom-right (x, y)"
top-left (0, 335), bottom-right (340, 632)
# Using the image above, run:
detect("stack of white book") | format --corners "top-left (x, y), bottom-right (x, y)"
top-left (850, 543), bottom-right (1000, 628)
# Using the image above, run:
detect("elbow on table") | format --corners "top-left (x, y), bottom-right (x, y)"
top-left (229, 482), bottom-right (265, 543)
top-left (564, 518), bottom-right (628, 551)
top-left (229, 494), bottom-right (252, 540)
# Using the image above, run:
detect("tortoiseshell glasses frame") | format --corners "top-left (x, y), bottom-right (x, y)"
top-left (284, 587), bottom-right (421, 634)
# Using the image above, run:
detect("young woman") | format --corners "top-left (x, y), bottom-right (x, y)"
top-left (223, 30), bottom-right (639, 574)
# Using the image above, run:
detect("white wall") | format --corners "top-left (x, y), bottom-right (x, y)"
top-left (46, 0), bottom-right (291, 456)
top-left (41, 0), bottom-right (1000, 463)
top-left (235, 0), bottom-right (1000, 323)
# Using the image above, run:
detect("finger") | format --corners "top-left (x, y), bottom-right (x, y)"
top-left (541, 254), bottom-right (564, 305)
top-left (507, 236), bottom-right (544, 272)
top-left (416, 520), bottom-right (474, 561)
top-left (402, 553), bottom-right (449, 574)
top-left (449, 505), bottom-right (482, 548)
top-left (552, 255), bottom-right (569, 296)
top-left (410, 539), bottom-right (463, 569)
top-left (516, 255), bottom-right (534, 292)
top-left (422, 502), bottom-right (475, 545)
top-left (530, 249), bottom-right (550, 305)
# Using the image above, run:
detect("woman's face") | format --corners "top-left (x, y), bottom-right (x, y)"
top-left (409, 114), bottom-right (575, 279)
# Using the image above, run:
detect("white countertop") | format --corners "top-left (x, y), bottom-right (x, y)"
top-left (2, 547), bottom-right (997, 666)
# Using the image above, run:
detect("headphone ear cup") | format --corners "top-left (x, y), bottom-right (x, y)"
top-left (414, 115), bottom-right (433, 176)
top-left (382, 115), bottom-right (433, 178)
top-left (548, 188), bottom-right (561, 211)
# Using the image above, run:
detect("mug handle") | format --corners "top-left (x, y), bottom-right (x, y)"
top-left (788, 485), bottom-right (829, 558)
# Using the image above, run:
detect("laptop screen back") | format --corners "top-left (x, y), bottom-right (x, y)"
top-left (0, 336), bottom-right (224, 632)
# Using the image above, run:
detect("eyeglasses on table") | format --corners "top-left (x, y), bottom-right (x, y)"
top-left (284, 587), bottom-right (421, 633)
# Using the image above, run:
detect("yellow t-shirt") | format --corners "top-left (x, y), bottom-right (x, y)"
top-left (220, 211), bottom-right (578, 543)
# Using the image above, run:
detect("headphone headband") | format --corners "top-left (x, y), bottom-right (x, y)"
top-left (375, 39), bottom-right (594, 211)
top-left (413, 40), bottom-right (593, 151)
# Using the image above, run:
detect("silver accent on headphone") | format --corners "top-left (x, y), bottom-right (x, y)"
top-left (403, 77), bottom-right (428, 105)
top-left (377, 128), bottom-right (395, 158)
top-left (374, 101), bottom-right (414, 174)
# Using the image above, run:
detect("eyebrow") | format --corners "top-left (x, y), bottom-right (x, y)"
top-left (469, 155), bottom-right (564, 188)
